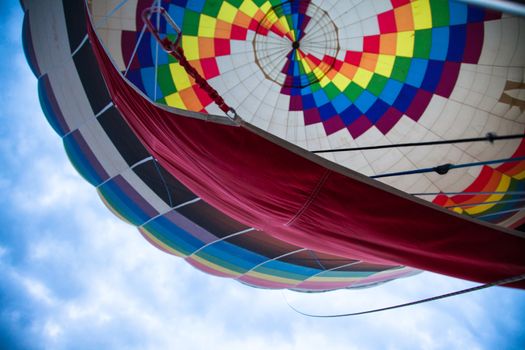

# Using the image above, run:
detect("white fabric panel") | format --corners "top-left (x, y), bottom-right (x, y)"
top-left (91, 0), bottom-right (139, 70)
top-left (495, 17), bottom-right (520, 67)
top-left (381, 172), bottom-right (434, 194)
top-left (94, 28), bottom-right (127, 71)
top-left (46, 64), bottom-right (94, 132)
top-left (24, 0), bottom-right (72, 75)
top-left (479, 19), bottom-right (501, 66)
top-left (305, 123), bottom-right (331, 152)
top-left (91, 0), bottom-right (138, 31)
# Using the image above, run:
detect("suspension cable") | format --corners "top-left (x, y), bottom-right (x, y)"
top-left (445, 198), bottom-right (525, 209)
top-left (312, 133), bottom-right (525, 154)
top-left (412, 190), bottom-right (525, 196)
top-left (371, 156), bottom-right (525, 179)
top-left (285, 273), bottom-right (525, 318)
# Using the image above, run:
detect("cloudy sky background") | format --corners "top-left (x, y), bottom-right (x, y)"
top-left (1, 1), bottom-right (524, 349)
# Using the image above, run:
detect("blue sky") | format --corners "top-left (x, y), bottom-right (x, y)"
top-left (1, 1), bottom-right (525, 349)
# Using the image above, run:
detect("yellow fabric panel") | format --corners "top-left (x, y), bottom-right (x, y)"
top-left (217, 1), bottom-right (238, 23)
top-left (164, 91), bottom-right (187, 109)
top-left (332, 72), bottom-right (351, 91)
top-left (189, 255), bottom-right (242, 277)
top-left (375, 54), bottom-right (396, 77)
top-left (239, 0), bottom-right (260, 18)
top-left (245, 270), bottom-right (300, 285)
top-left (411, 0), bottom-right (432, 30)
top-left (318, 74), bottom-right (331, 87)
top-left (352, 67), bottom-right (374, 88)
top-left (181, 36), bottom-right (200, 60)
top-left (198, 15), bottom-right (217, 38)
top-left (396, 31), bottom-right (415, 57)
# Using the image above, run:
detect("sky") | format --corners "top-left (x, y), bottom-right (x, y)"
top-left (1, 1), bottom-right (524, 349)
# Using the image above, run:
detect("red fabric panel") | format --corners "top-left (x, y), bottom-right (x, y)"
top-left (88, 23), bottom-right (525, 289)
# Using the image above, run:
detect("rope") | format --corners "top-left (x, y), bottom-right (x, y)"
top-left (478, 206), bottom-right (525, 219)
top-left (371, 156), bottom-right (525, 179)
top-left (445, 198), bottom-right (525, 209)
top-left (142, 6), bottom-right (240, 122)
top-left (172, 46), bottom-right (231, 113)
top-left (312, 133), bottom-right (525, 154)
top-left (412, 190), bottom-right (525, 196)
top-left (285, 273), bottom-right (525, 318)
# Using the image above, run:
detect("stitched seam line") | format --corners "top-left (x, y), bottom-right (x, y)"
top-left (285, 169), bottom-right (331, 226)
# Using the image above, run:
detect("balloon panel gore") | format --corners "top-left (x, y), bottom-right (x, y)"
top-left (23, 0), bottom-right (525, 291)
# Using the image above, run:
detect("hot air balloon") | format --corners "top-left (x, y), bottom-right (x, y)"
top-left (22, 0), bottom-right (525, 291)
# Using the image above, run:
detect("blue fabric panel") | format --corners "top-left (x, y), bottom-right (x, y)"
top-left (354, 90), bottom-right (376, 113)
top-left (429, 27), bottom-right (449, 61)
top-left (406, 58), bottom-right (428, 88)
top-left (379, 79), bottom-right (403, 104)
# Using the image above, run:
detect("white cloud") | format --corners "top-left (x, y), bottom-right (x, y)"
top-left (0, 245), bottom-right (8, 258)
top-left (21, 278), bottom-right (55, 306)
top-left (44, 320), bottom-right (62, 338)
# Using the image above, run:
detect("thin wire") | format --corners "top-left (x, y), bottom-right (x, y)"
top-left (284, 274), bottom-right (525, 318)
top-left (189, 227), bottom-right (255, 257)
top-left (291, 261), bottom-right (362, 288)
top-left (445, 198), bottom-right (525, 209)
top-left (72, 0), bottom-right (131, 55)
top-left (371, 156), bottom-right (525, 179)
top-left (308, 250), bottom-right (326, 270)
top-left (477, 206), bottom-right (525, 219)
top-left (412, 190), bottom-right (525, 196)
top-left (152, 158), bottom-right (174, 207)
top-left (124, 23), bottom-right (147, 76)
top-left (235, 248), bottom-right (308, 279)
top-left (312, 133), bottom-right (525, 153)
top-left (94, 0), bottom-right (130, 28)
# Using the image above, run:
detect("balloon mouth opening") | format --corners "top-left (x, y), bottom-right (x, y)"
top-left (253, 0), bottom-right (340, 89)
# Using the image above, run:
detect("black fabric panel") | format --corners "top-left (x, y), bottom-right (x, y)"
top-left (279, 250), bottom-right (328, 269)
top-left (62, 0), bottom-right (87, 52)
top-left (73, 42), bottom-right (112, 114)
top-left (98, 106), bottom-right (150, 165)
top-left (516, 223), bottom-right (525, 232)
top-left (309, 251), bottom-right (357, 270)
top-left (335, 262), bottom-right (399, 272)
top-left (133, 160), bottom-right (197, 207)
top-left (226, 230), bottom-right (300, 259)
top-left (176, 200), bottom-right (249, 238)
